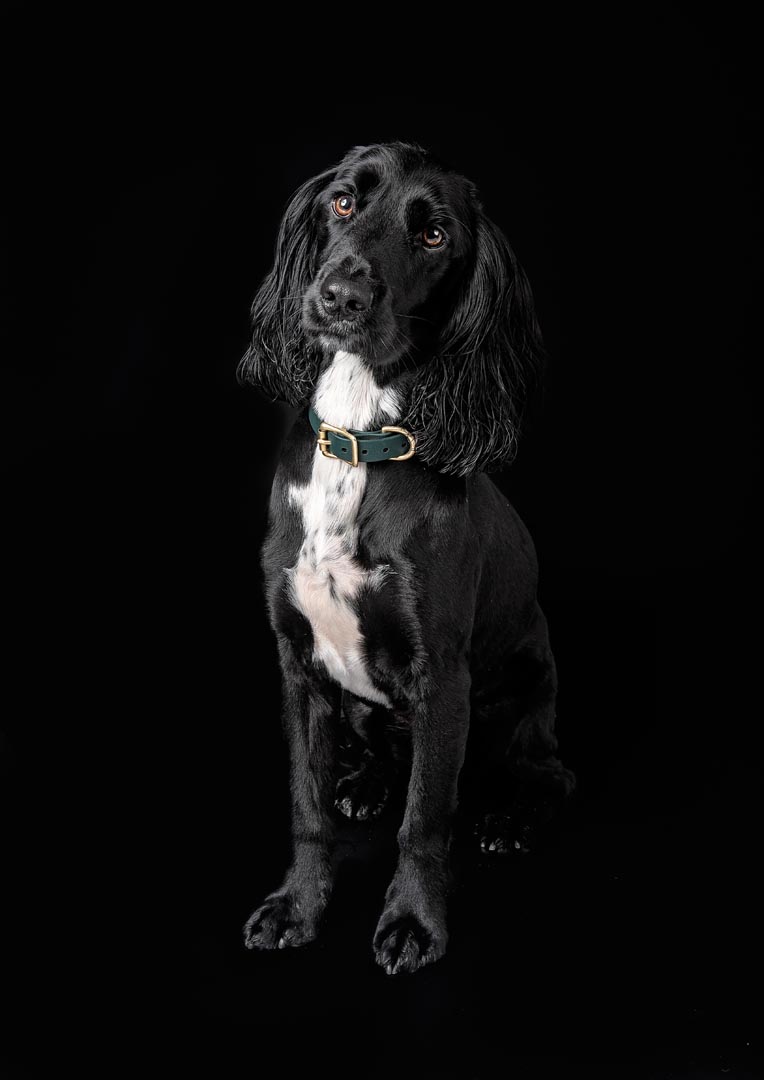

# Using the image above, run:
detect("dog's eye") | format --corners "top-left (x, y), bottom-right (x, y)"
top-left (422, 226), bottom-right (446, 248)
top-left (332, 195), bottom-right (355, 218)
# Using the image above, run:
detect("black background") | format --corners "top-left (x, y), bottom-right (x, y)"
top-left (2, 7), bottom-right (761, 1078)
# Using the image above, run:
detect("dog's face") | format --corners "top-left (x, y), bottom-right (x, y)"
top-left (240, 141), bottom-right (545, 476)
top-left (301, 144), bottom-right (474, 366)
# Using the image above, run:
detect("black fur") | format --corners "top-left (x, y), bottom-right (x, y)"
top-left (240, 143), bottom-right (575, 975)
top-left (238, 142), bottom-right (543, 476)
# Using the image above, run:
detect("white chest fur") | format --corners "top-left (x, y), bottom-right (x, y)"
top-left (286, 352), bottom-right (399, 708)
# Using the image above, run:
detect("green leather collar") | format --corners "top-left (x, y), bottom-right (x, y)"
top-left (308, 407), bottom-right (416, 466)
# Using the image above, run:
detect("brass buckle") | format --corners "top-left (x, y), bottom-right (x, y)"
top-left (381, 426), bottom-right (416, 461)
top-left (317, 421), bottom-right (359, 467)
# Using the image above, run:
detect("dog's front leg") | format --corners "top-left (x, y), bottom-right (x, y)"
top-left (243, 642), bottom-right (340, 951)
top-left (374, 665), bottom-right (470, 976)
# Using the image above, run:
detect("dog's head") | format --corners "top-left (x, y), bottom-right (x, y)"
top-left (238, 142), bottom-right (544, 475)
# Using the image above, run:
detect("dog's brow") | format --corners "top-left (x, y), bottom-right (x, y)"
top-left (405, 194), bottom-right (451, 229)
top-left (353, 166), bottom-right (380, 195)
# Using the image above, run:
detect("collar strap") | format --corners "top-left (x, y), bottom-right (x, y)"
top-left (308, 407), bottom-right (416, 467)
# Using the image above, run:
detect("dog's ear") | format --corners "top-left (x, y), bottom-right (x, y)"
top-left (237, 169), bottom-right (334, 406)
top-left (405, 212), bottom-right (545, 476)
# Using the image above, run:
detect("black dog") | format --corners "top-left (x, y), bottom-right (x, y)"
top-left (239, 142), bottom-right (575, 975)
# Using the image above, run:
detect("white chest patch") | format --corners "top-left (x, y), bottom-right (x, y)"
top-left (286, 352), bottom-right (400, 708)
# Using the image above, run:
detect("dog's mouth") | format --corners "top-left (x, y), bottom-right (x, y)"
top-left (313, 317), bottom-right (368, 347)
top-left (307, 320), bottom-right (373, 357)
top-left (302, 294), bottom-right (409, 365)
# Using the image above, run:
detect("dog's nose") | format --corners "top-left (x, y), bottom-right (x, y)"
top-left (320, 275), bottom-right (373, 319)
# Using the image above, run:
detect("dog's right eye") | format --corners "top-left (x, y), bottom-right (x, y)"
top-left (332, 195), bottom-right (355, 218)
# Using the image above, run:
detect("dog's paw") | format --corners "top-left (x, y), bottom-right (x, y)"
top-left (373, 914), bottom-right (446, 976)
top-left (243, 893), bottom-right (318, 951)
top-left (477, 811), bottom-right (536, 855)
top-left (335, 767), bottom-right (388, 821)
top-left (476, 793), bottom-right (561, 855)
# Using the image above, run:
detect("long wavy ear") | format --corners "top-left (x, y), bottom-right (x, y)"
top-left (237, 168), bottom-right (334, 406)
top-left (404, 212), bottom-right (545, 476)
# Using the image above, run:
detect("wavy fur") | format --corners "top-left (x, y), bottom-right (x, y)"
top-left (238, 143), bottom-right (544, 476)
top-left (237, 168), bottom-right (335, 406)
top-left (406, 214), bottom-right (544, 475)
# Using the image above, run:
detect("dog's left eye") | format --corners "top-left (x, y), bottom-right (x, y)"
top-left (332, 195), bottom-right (355, 218)
top-left (422, 226), bottom-right (446, 248)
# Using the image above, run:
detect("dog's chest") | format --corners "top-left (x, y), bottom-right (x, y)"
top-left (286, 352), bottom-right (399, 707)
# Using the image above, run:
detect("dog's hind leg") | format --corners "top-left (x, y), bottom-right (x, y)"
top-left (477, 605), bottom-right (576, 855)
top-left (335, 693), bottom-right (401, 822)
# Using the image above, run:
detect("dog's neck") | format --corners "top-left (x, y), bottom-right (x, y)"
top-left (312, 351), bottom-right (401, 430)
